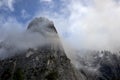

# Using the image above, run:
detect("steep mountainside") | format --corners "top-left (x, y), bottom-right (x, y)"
top-left (0, 17), bottom-right (80, 80)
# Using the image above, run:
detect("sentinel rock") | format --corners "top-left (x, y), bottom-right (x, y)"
top-left (0, 17), bottom-right (80, 80)
top-left (27, 17), bottom-right (57, 33)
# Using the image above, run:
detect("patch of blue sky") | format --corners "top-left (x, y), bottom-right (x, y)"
top-left (0, 0), bottom-right (40, 23)
top-left (0, 0), bottom-right (70, 24)
top-left (12, 0), bottom-right (40, 23)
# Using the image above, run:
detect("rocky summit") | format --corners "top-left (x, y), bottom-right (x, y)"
top-left (0, 17), bottom-right (80, 80)
top-left (27, 17), bottom-right (57, 33)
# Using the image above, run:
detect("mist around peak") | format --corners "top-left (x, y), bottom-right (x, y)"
top-left (0, 17), bottom-right (61, 59)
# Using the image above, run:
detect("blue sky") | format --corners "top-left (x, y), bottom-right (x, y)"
top-left (0, 0), bottom-right (66, 24)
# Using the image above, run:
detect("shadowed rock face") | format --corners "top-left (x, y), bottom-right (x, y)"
top-left (0, 17), bottom-right (80, 80)
top-left (0, 47), bottom-right (80, 80)
top-left (77, 51), bottom-right (120, 80)
top-left (27, 17), bottom-right (57, 34)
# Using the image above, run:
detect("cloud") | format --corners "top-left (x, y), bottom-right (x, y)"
top-left (0, 17), bottom-right (25, 41)
top-left (21, 9), bottom-right (31, 19)
top-left (40, 0), bottom-right (53, 3)
top-left (0, 0), bottom-right (15, 11)
top-left (67, 0), bottom-right (120, 51)
top-left (35, 0), bottom-right (120, 52)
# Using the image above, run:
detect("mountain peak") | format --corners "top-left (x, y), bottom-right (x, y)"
top-left (0, 17), bottom-right (80, 80)
top-left (27, 17), bottom-right (57, 34)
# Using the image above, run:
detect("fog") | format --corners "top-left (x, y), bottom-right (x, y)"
top-left (0, 17), bottom-right (60, 59)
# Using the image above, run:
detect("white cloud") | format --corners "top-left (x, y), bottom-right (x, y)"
top-left (40, 0), bottom-right (52, 2)
top-left (0, 0), bottom-right (15, 11)
top-left (65, 0), bottom-right (120, 51)
top-left (21, 9), bottom-right (31, 19)
top-left (0, 17), bottom-right (24, 42)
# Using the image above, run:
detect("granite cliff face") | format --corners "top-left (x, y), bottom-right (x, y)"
top-left (0, 17), bottom-right (80, 80)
